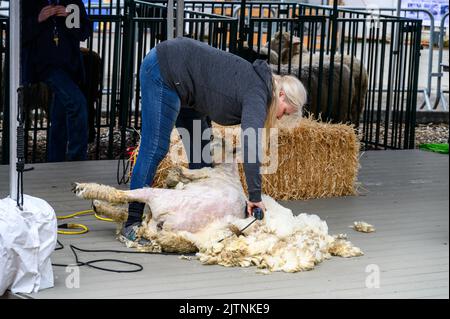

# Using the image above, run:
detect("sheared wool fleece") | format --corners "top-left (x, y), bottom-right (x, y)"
top-left (351, 221), bottom-right (376, 233)
top-left (76, 187), bottom-right (364, 273)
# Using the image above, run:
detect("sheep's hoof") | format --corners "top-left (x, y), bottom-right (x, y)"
top-left (91, 200), bottom-right (98, 213)
top-left (71, 182), bottom-right (80, 194)
top-left (72, 182), bottom-right (86, 198)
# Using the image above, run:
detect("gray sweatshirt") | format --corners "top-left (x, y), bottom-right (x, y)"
top-left (156, 37), bottom-right (273, 202)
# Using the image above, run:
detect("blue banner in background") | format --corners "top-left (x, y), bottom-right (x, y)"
top-left (83, 0), bottom-right (115, 31)
top-left (403, 0), bottom-right (449, 26)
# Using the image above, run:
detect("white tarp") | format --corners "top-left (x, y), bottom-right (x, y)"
top-left (0, 195), bottom-right (57, 295)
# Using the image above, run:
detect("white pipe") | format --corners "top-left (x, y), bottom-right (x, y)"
top-left (396, 0), bottom-right (401, 17)
top-left (9, 0), bottom-right (20, 200)
top-left (167, 0), bottom-right (174, 39)
top-left (176, 0), bottom-right (184, 37)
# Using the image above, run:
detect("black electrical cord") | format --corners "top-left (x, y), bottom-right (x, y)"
top-left (53, 240), bottom-right (194, 273)
top-left (116, 152), bottom-right (130, 185)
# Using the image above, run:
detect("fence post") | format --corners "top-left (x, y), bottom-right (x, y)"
top-left (229, 19), bottom-right (238, 54)
top-left (325, 0), bottom-right (339, 120)
top-left (167, 0), bottom-right (174, 39)
top-left (108, 14), bottom-right (124, 159)
top-left (119, 0), bottom-right (137, 158)
top-left (238, 0), bottom-right (247, 51)
top-left (406, 21), bottom-right (422, 149)
top-left (434, 12), bottom-right (449, 111)
top-left (176, 0), bottom-right (184, 37)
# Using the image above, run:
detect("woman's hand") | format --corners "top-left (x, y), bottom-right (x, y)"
top-left (246, 200), bottom-right (266, 217)
top-left (38, 5), bottom-right (57, 23)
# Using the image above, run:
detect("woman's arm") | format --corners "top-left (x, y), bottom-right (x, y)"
top-left (240, 93), bottom-right (269, 206)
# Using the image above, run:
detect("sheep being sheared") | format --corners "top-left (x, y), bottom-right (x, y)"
top-left (73, 137), bottom-right (363, 273)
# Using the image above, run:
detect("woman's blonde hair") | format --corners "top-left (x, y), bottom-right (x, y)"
top-left (264, 74), bottom-right (307, 130)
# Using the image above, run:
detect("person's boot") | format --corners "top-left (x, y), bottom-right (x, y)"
top-left (118, 222), bottom-right (153, 248)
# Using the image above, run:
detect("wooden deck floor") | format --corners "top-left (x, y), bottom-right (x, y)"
top-left (0, 150), bottom-right (448, 299)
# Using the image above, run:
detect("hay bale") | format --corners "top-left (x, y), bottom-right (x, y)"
top-left (258, 117), bottom-right (360, 200)
top-left (152, 116), bottom-right (359, 200)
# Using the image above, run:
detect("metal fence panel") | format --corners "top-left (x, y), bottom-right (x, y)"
top-left (0, 1), bottom-right (424, 164)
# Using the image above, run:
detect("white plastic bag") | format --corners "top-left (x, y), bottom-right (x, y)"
top-left (0, 195), bottom-right (57, 295)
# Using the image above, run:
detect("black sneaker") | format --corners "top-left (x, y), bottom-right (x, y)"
top-left (118, 223), bottom-right (153, 248)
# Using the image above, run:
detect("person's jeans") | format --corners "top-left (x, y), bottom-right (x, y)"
top-left (126, 48), bottom-right (212, 226)
top-left (130, 48), bottom-right (181, 191)
top-left (45, 68), bottom-right (88, 162)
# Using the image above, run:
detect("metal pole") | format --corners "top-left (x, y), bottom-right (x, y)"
top-left (238, 0), bottom-right (247, 51)
top-left (393, 0), bottom-right (401, 50)
top-left (9, 0), bottom-right (20, 200)
top-left (176, 0), bottom-right (184, 37)
top-left (425, 11), bottom-right (434, 109)
top-left (325, 0), bottom-right (338, 120)
top-left (434, 13), bottom-right (449, 111)
top-left (167, 0), bottom-right (174, 39)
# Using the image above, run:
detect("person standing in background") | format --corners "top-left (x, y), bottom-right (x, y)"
top-left (22, 0), bottom-right (92, 162)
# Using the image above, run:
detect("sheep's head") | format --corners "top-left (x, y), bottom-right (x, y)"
top-left (270, 32), bottom-right (301, 50)
top-left (210, 136), bottom-right (240, 171)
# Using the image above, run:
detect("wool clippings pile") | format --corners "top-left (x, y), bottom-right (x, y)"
top-left (190, 196), bottom-right (363, 273)
top-left (351, 221), bottom-right (376, 233)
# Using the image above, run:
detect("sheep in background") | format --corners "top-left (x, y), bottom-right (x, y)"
top-left (272, 62), bottom-right (357, 126)
top-left (298, 53), bottom-right (368, 127)
top-left (73, 137), bottom-right (363, 273)
top-left (265, 31), bottom-right (368, 127)
top-left (266, 31), bottom-right (307, 64)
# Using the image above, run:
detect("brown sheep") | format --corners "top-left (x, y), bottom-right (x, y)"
top-left (272, 62), bottom-right (357, 126)
top-left (266, 32), bottom-right (368, 127)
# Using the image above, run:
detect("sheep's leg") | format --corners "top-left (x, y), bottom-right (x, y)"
top-left (72, 182), bottom-right (154, 204)
top-left (92, 200), bottom-right (128, 223)
top-left (165, 166), bottom-right (211, 188)
top-left (179, 166), bottom-right (212, 180)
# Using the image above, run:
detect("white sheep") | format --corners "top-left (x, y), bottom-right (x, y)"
top-left (73, 137), bottom-right (363, 272)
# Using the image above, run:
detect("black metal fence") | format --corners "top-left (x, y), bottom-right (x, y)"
top-left (295, 4), bottom-right (422, 149)
top-left (0, 0), bottom-right (423, 164)
top-left (185, 1), bottom-right (422, 150)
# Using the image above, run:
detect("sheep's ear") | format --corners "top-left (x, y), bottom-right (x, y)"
top-left (274, 31), bottom-right (281, 40)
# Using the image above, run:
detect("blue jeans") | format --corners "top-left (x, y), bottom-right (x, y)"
top-left (45, 69), bottom-right (88, 162)
top-left (127, 48), bottom-right (212, 225)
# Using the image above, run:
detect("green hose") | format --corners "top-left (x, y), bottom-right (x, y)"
top-left (419, 143), bottom-right (449, 154)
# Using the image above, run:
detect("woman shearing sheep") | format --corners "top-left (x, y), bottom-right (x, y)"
top-left (121, 37), bottom-right (306, 247)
